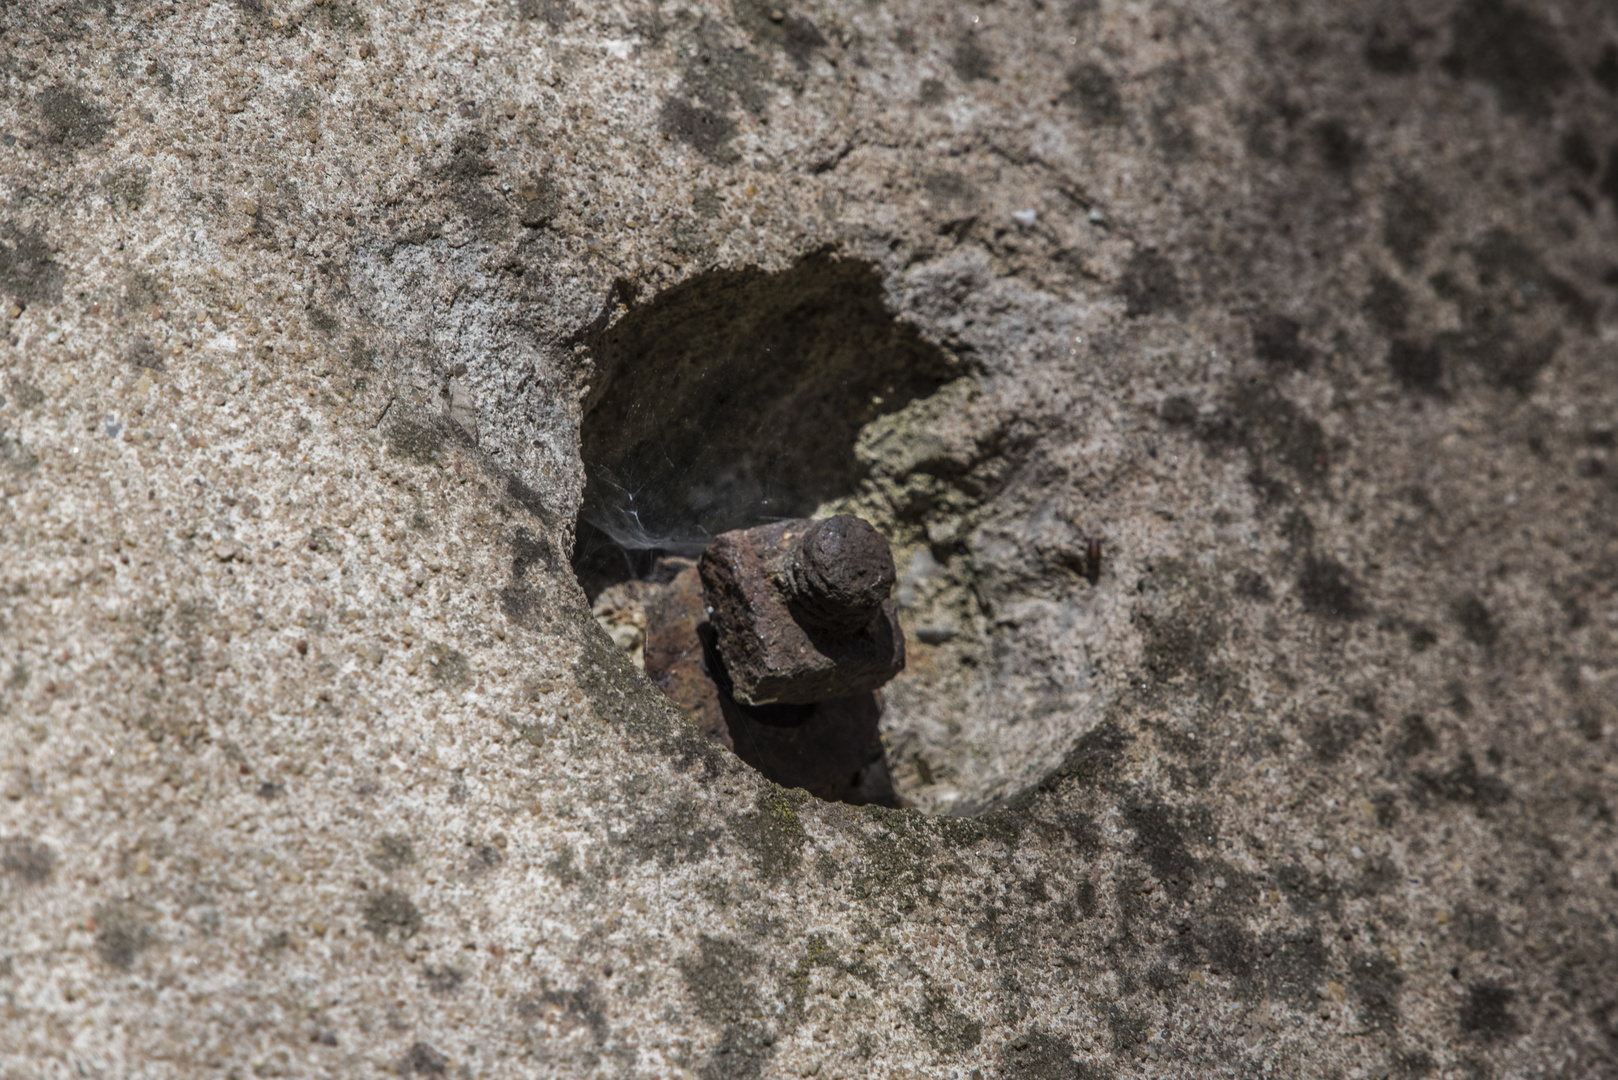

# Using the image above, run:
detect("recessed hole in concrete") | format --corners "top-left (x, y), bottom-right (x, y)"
top-left (573, 252), bottom-right (956, 594)
top-left (572, 253), bottom-right (958, 806)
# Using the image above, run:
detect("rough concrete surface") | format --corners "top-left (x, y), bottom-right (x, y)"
top-left (2, 0), bottom-right (1617, 1077)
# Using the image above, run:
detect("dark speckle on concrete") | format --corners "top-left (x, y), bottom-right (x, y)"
top-left (699, 1022), bottom-right (776, 1080)
top-left (1296, 555), bottom-right (1366, 620)
top-left (1106, 1006), bottom-right (1149, 1053)
top-left (128, 335), bottom-right (163, 371)
top-left (1364, 23), bottom-right (1418, 75)
top-left (658, 97), bottom-right (737, 162)
top-left (616, 796), bottom-right (719, 867)
top-left (908, 985), bottom-right (983, 1051)
top-left (1455, 904), bottom-right (1501, 951)
top-left (386, 416), bottom-right (445, 465)
top-left (443, 109), bottom-right (485, 152)
top-left (1597, 142), bottom-right (1618, 215)
top-left (951, 36), bottom-right (994, 83)
top-left (1451, 593), bottom-right (1498, 647)
top-left (422, 964), bottom-right (464, 995)
top-left (466, 840), bottom-right (503, 875)
top-left (1407, 624), bottom-right (1438, 652)
top-left (362, 887), bottom-right (422, 941)
top-left (1312, 117), bottom-right (1363, 174)
top-left (1277, 863), bottom-right (1340, 918)
top-left (5, 381), bottom-right (44, 412)
top-left (1349, 952), bottom-right (1405, 1030)
top-left (1421, 234), bottom-right (1581, 390)
top-left (1308, 713), bottom-right (1366, 763)
top-left (1061, 62), bottom-right (1124, 125)
top-left (728, 787), bottom-right (806, 882)
top-left (1048, 718), bottom-right (1131, 787)
top-left (1460, 980), bottom-right (1516, 1040)
top-left (515, 174), bottom-right (559, 228)
top-left (1159, 395), bottom-right (1197, 426)
top-left (1, 838), bottom-right (54, 883)
top-left (1120, 248), bottom-right (1182, 317)
top-left (370, 834), bottom-right (416, 872)
top-left (735, 0), bottom-right (825, 68)
top-left (287, 85), bottom-right (321, 120)
top-left (1198, 918), bottom-right (1256, 982)
top-left (1233, 569), bottom-right (1272, 601)
top-left (0, 224), bottom-right (64, 304)
top-left (1281, 508), bottom-right (1315, 551)
top-left (94, 163), bottom-right (144, 210)
top-left (1416, 752), bottom-right (1511, 810)
top-left (1259, 926), bottom-right (1329, 1002)
top-left (516, 979), bottom-right (607, 1043)
top-left (94, 900), bottom-right (154, 969)
top-left (1383, 177), bottom-right (1440, 270)
top-left (439, 129), bottom-right (508, 226)
top-left (307, 0), bottom-right (367, 32)
top-left (1201, 380), bottom-right (1330, 488)
top-left (1387, 339), bottom-right (1443, 393)
top-left (517, 0), bottom-right (573, 30)
top-left (1595, 44), bottom-right (1618, 94)
top-left (1562, 131), bottom-right (1600, 177)
top-left (38, 85), bottom-right (109, 150)
top-left (402, 1040), bottom-right (448, 1075)
top-left (1471, 228), bottom-right (1594, 332)
top-left (1441, 0), bottom-right (1574, 117)
top-left (1394, 714), bottom-right (1438, 758)
top-left (1364, 271), bottom-right (1411, 336)
top-left (426, 642), bottom-right (471, 687)
top-left (1002, 1029), bottom-right (1086, 1080)
top-left (676, 17), bottom-right (770, 119)
top-left (1392, 1049), bottom-right (1437, 1078)
top-left (923, 171), bottom-right (978, 208)
top-left (678, 934), bottom-right (763, 1023)
top-left (1123, 799), bottom-right (1197, 898)
top-left (1138, 592), bottom-right (1224, 686)
top-left (1252, 314), bottom-right (1312, 369)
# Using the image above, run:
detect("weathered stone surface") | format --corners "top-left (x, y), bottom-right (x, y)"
top-left (1, 0), bottom-right (1616, 1078)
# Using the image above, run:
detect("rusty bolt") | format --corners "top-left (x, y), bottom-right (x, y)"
top-left (698, 516), bottom-right (905, 706)
top-left (789, 514), bottom-right (898, 635)
top-left (643, 520), bottom-right (905, 804)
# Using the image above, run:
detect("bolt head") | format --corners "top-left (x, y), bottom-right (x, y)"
top-left (792, 515), bottom-right (896, 633)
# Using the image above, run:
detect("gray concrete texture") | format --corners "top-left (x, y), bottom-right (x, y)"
top-left (1, 0), bottom-right (1616, 1076)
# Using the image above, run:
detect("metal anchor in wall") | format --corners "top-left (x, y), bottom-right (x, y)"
top-left (639, 514), bottom-right (906, 806)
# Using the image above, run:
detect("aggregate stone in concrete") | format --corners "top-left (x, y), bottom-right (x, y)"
top-left (1, 1), bottom-right (1617, 1078)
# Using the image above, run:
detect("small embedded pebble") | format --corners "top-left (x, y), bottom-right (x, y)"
top-left (1012, 208), bottom-right (1037, 227)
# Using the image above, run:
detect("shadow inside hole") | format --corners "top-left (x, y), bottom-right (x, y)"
top-left (572, 250), bottom-right (956, 598)
top-left (572, 252), bottom-right (957, 807)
